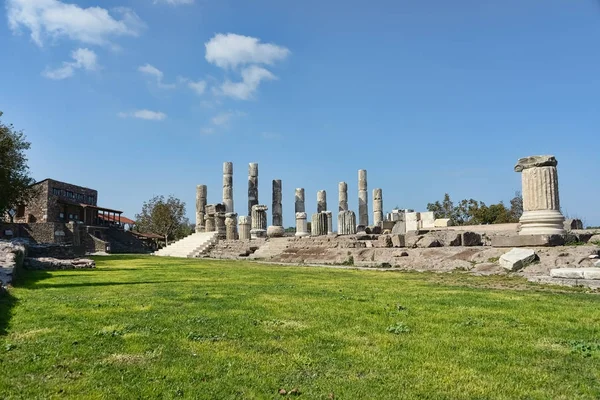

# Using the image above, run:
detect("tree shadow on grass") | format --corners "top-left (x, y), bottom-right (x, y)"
top-left (27, 279), bottom-right (193, 290)
top-left (1, 269), bottom-right (52, 336)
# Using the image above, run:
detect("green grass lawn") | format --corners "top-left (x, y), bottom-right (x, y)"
top-left (1, 255), bottom-right (600, 399)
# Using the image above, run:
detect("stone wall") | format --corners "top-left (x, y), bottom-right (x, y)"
top-left (0, 222), bottom-right (60, 243)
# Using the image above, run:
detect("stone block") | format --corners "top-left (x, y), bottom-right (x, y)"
top-left (405, 212), bottom-right (420, 222)
top-left (391, 221), bottom-right (406, 235)
top-left (595, 260), bottom-right (600, 267)
top-left (583, 268), bottom-right (600, 280)
top-left (381, 221), bottom-right (395, 231)
top-left (267, 226), bottom-right (285, 238)
top-left (550, 268), bottom-right (585, 279)
top-left (420, 211), bottom-right (435, 221)
top-left (491, 234), bottom-right (565, 247)
top-left (406, 220), bottom-right (419, 232)
top-left (417, 236), bottom-right (442, 248)
top-left (499, 248), bottom-right (537, 271)
top-left (391, 234), bottom-right (405, 248)
top-left (434, 219), bottom-right (452, 227)
top-left (420, 219), bottom-right (436, 229)
top-left (462, 232), bottom-right (482, 247)
top-left (564, 219), bottom-right (583, 230)
top-left (378, 235), bottom-right (393, 248)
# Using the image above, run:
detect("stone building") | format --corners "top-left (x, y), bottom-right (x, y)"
top-left (13, 179), bottom-right (123, 226)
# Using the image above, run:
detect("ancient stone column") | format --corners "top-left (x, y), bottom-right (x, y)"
top-left (215, 212), bottom-right (226, 239)
top-left (373, 188), bottom-right (383, 227)
top-left (295, 212), bottom-right (309, 237)
top-left (225, 213), bottom-right (238, 240)
top-left (268, 179), bottom-right (285, 237)
top-left (311, 212), bottom-right (328, 236)
top-left (204, 214), bottom-right (215, 232)
top-left (238, 216), bottom-right (251, 240)
top-left (195, 184), bottom-right (207, 232)
top-left (251, 205), bottom-right (268, 238)
top-left (515, 155), bottom-right (565, 235)
top-left (338, 182), bottom-right (348, 212)
top-left (248, 163), bottom-right (259, 218)
top-left (325, 211), bottom-right (333, 235)
top-left (338, 210), bottom-right (357, 235)
top-left (317, 190), bottom-right (327, 213)
top-left (223, 162), bottom-right (234, 213)
top-left (295, 188), bottom-right (305, 213)
top-left (358, 169), bottom-right (369, 227)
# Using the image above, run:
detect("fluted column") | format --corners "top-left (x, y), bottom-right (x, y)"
top-left (338, 182), bottom-right (348, 212)
top-left (325, 211), bottom-right (333, 235)
top-left (358, 169), bottom-right (369, 227)
top-left (204, 214), bottom-right (215, 232)
top-left (514, 155), bottom-right (565, 235)
top-left (311, 212), bottom-right (328, 236)
top-left (223, 162), bottom-right (234, 213)
top-left (338, 211), bottom-right (357, 235)
top-left (238, 216), bottom-right (251, 240)
top-left (250, 205), bottom-right (268, 238)
top-left (295, 212), bottom-right (309, 237)
top-left (317, 190), bottom-right (327, 213)
top-left (215, 212), bottom-right (226, 239)
top-left (225, 213), bottom-right (238, 240)
top-left (248, 163), bottom-right (259, 218)
top-left (195, 184), bottom-right (207, 232)
top-left (268, 180), bottom-right (284, 237)
top-left (373, 188), bottom-right (383, 227)
top-left (295, 188), bottom-right (305, 213)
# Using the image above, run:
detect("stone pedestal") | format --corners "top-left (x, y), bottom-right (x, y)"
top-left (515, 155), bottom-right (565, 235)
top-left (338, 182), bottom-right (348, 212)
top-left (225, 213), bottom-right (238, 240)
top-left (295, 188), bottom-right (305, 213)
top-left (358, 169), bottom-right (369, 227)
top-left (338, 211), bottom-right (357, 235)
top-left (238, 216), bottom-right (251, 240)
top-left (311, 213), bottom-right (328, 236)
top-left (373, 188), bottom-right (383, 227)
top-left (195, 185), bottom-right (207, 232)
top-left (215, 212), bottom-right (226, 239)
top-left (248, 163), bottom-right (259, 218)
top-left (223, 162), bottom-right (234, 213)
top-left (295, 212), bottom-right (309, 237)
top-left (317, 190), bottom-right (327, 213)
top-left (251, 205), bottom-right (268, 238)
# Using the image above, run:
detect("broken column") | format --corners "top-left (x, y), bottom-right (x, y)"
top-left (515, 155), bottom-right (565, 235)
top-left (225, 213), bottom-right (238, 240)
top-left (338, 182), bottom-right (348, 212)
top-left (311, 213), bottom-right (328, 236)
top-left (223, 162), bottom-right (234, 213)
top-left (325, 211), bottom-right (333, 235)
top-left (358, 169), bottom-right (369, 228)
top-left (250, 205), bottom-right (268, 238)
top-left (238, 216), bottom-right (251, 240)
top-left (248, 163), bottom-right (259, 218)
top-left (338, 210), bottom-right (357, 235)
top-left (317, 190), bottom-right (327, 213)
top-left (195, 184), bottom-right (207, 232)
top-left (204, 204), bottom-right (216, 232)
top-left (373, 188), bottom-right (383, 227)
top-left (215, 212), bottom-right (226, 239)
top-left (295, 212), bottom-right (309, 237)
top-left (295, 188), bottom-right (305, 213)
top-left (268, 179), bottom-right (285, 237)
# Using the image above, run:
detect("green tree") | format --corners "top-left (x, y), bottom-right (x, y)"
top-left (135, 195), bottom-right (187, 245)
top-left (427, 193), bottom-right (454, 220)
top-left (0, 111), bottom-right (37, 221)
top-left (509, 191), bottom-right (523, 222)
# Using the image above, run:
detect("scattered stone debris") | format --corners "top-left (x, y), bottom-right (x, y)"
top-left (24, 257), bottom-right (95, 270)
top-left (499, 248), bottom-right (537, 272)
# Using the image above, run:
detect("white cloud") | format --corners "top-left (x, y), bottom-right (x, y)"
top-left (205, 33), bottom-right (290, 69)
top-left (43, 47), bottom-right (98, 80)
top-left (138, 63), bottom-right (175, 89)
top-left (211, 110), bottom-right (245, 126)
top-left (7, 0), bottom-right (144, 47)
top-left (219, 65), bottom-right (275, 100)
top-left (200, 127), bottom-right (214, 135)
top-left (118, 110), bottom-right (166, 120)
top-left (154, 0), bottom-right (194, 4)
top-left (188, 80), bottom-right (206, 95)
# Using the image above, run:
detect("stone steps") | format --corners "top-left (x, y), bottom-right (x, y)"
top-left (154, 232), bottom-right (219, 258)
top-left (248, 237), bottom-right (293, 260)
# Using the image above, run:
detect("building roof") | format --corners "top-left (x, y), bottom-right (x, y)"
top-left (98, 214), bottom-right (135, 225)
top-left (32, 178), bottom-right (97, 192)
top-left (57, 199), bottom-right (123, 214)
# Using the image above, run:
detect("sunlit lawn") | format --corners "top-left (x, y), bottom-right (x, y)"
top-left (1, 255), bottom-right (599, 399)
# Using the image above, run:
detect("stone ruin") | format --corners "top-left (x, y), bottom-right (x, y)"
top-left (187, 156), bottom-right (600, 288)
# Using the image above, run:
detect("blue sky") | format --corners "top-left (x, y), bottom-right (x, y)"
top-left (1, 0), bottom-right (599, 228)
